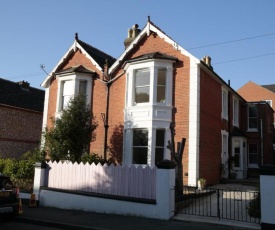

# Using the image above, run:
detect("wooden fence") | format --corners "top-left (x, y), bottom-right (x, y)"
top-left (46, 161), bottom-right (156, 200)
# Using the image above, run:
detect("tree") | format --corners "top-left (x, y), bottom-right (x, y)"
top-left (43, 94), bottom-right (98, 162)
top-left (167, 122), bottom-right (186, 198)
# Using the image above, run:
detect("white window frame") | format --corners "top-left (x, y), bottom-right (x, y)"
top-left (233, 97), bottom-right (239, 127)
top-left (221, 88), bottom-right (228, 120)
top-left (56, 73), bottom-right (92, 117)
top-left (123, 59), bottom-right (174, 167)
top-left (125, 60), bottom-right (173, 108)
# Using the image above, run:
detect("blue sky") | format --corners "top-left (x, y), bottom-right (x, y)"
top-left (1, 0), bottom-right (275, 91)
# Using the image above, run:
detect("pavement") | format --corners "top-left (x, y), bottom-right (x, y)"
top-left (15, 200), bottom-right (260, 230)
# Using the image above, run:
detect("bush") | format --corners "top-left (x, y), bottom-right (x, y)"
top-left (0, 149), bottom-right (45, 190)
top-left (81, 153), bottom-right (116, 165)
top-left (248, 192), bottom-right (261, 218)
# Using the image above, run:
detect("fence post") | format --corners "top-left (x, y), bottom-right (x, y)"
top-left (260, 165), bottom-right (275, 230)
top-left (33, 161), bottom-right (47, 202)
top-left (156, 159), bottom-right (176, 220)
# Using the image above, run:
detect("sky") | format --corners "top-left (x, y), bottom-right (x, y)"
top-left (1, 0), bottom-right (275, 91)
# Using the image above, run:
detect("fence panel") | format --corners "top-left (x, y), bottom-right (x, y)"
top-left (176, 186), bottom-right (260, 224)
top-left (46, 161), bottom-right (156, 199)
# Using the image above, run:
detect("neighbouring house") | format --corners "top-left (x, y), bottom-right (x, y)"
top-left (41, 19), bottom-right (274, 186)
top-left (238, 81), bottom-right (275, 124)
top-left (0, 78), bottom-right (45, 158)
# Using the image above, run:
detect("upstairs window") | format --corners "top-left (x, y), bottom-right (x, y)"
top-left (157, 68), bottom-right (166, 103)
top-left (132, 129), bottom-right (148, 164)
top-left (222, 89), bottom-right (228, 120)
top-left (134, 68), bottom-right (150, 104)
top-left (61, 80), bottom-right (74, 110)
top-left (248, 105), bottom-right (258, 130)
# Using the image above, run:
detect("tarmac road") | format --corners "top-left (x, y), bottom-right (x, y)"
top-left (14, 204), bottom-right (255, 230)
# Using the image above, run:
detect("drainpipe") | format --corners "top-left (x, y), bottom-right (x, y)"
top-left (227, 80), bottom-right (232, 175)
top-left (260, 119), bottom-right (263, 166)
top-left (103, 82), bottom-right (110, 161)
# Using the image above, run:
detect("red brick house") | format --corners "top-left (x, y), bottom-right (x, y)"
top-left (0, 78), bottom-right (45, 158)
top-left (41, 20), bottom-right (274, 186)
top-left (238, 81), bottom-right (275, 123)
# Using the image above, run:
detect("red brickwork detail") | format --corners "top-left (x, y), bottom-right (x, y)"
top-left (0, 105), bottom-right (43, 158)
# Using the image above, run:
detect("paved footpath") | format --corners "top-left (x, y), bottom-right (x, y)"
top-left (15, 204), bottom-right (258, 230)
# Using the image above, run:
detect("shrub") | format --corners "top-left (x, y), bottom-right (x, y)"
top-left (248, 192), bottom-right (261, 218)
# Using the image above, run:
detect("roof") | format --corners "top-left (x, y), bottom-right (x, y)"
top-left (0, 78), bottom-right (45, 112)
top-left (261, 84), bottom-right (275, 93)
top-left (109, 20), bottom-right (200, 75)
top-left (41, 37), bottom-right (116, 87)
top-left (55, 65), bottom-right (96, 75)
top-left (126, 52), bottom-right (178, 63)
top-left (77, 39), bottom-right (116, 69)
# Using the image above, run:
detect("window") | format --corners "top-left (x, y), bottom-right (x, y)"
top-left (233, 98), bottom-right (239, 127)
top-left (157, 68), bottom-right (166, 103)
top-left (135, 68), bottom-right (150, 104)
top-left (79, 80), bottom-right (87, 95)
top-left (132, 129), bottom-right (148, 164)
top-left (248, 143), bottom-right (258, 166)
top-left (222, 89), bottom-right (228, 119)
top-left (155, 129), bottom-right (165, 164)
top-left (61, 80), bottom-right (73, 110)
top-left (248, 105), bottom-right (257, 130)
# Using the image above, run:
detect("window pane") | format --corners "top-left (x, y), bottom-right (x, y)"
top-left (62, 81), bottom-right (73, 110)
top-left (79, 80), bottom-right (87, 95)
top-left (132, 129), bottom-right (148, 164)
top-left (249, 118), bottom-right (257, 129)
top-left (135, 69), bottom-right (150, 103)
top-left (156, 130), bottom-right (165, 147)
top-left (133, 147), bottom-right (147, 164)
top-left (135, 87), bottom-right (150, 103)
top-left (249, 106), bottom-right (257, 117)
top-left (157, 69), bottom-right (166, 103)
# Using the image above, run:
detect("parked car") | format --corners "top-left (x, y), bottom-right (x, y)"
top-left (0, 173), bottom-right (20, 217)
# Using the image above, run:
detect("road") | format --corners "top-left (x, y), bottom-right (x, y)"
top-left (0, 220), bottom-right (61, 230)
top-left (0, 218), bottom-right (250, 230)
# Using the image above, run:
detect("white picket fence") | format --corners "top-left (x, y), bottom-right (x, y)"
top-left (46, 161), bottom-right (156, 200)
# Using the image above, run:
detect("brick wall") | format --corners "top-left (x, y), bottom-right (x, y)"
top-left (199, 69), bottom-right (223, 184)
top-left (0, 105), bottom-right (43, 158)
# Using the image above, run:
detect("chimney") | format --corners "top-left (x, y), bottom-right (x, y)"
top-left (18, 81), bottom-right (30, 91)
top-left (201, 56), bottom-right (213, 70)
top-left (124, 24), bottom-right (141, 49)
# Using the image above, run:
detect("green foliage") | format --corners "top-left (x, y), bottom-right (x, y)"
top-left (81, 153), bottom-right (116, 165)
top-left (248, 192), bottom-right (261, 218)
top-left (44, 94), bottom-right (98, 163)
top-left (0, 149), bottom-right (46, 190)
